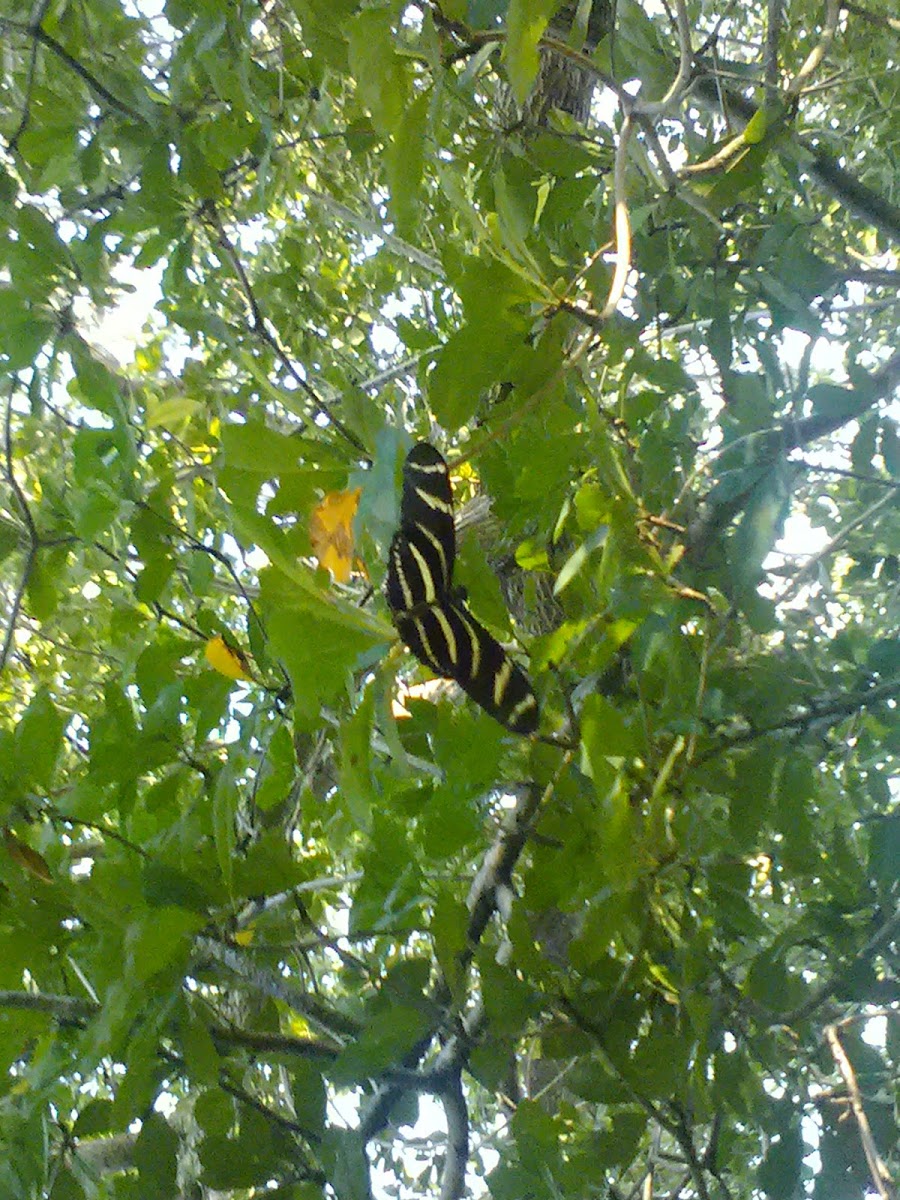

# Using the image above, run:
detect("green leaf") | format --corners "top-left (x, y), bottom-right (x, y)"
top-left (628, 1026), bottom-right (691, 1098)
top-left (178, 134), bottom-right (223, 199)
top-left (200, 1107), bottom-right (278, 1192)
top-left (387, 89), bottom-right (430, 238)
top-left (125, 906), bottom-right (205, 982)
top-left (0, 517), bottom-right (21, 564)
top-left (430, 317), bottom-right (528, 430)
top-left (324, 1129), bottom-right (371, 1200)
top-left (26, 554), bottom-right (59, 621)
top-left (807, 381), bottom-right (870, 423)
top-left (14, 686), bottom-right (66, 789)
top-left (430, 887), bottom-right (469, 1002)
top-left (729, 467), bottom-right (793, 589)
top-left (479, 952), bottom-right (540, 1034)
top-left (743, 107), bottom-right (768, 144)
top-left (330, 1005), bottom-right (432, 1084)
top-left (266, 603), bottom-right (383, 723)
top-left (581, 694), bottom-right (639, 767)
top-left (142, 861), bottom-right (215, 914)
top-left (234, 828), bottom-right (312, 897)
top-left (133, 1112), bottom-right (179, 1195)
top-left (880, 418), bottom-right (900, 475)
top-left (249, 533), bottom-right (390, 642)
top-left (505, 0), bottom-right (560, 104)
top-left (73, 1099), bottom-right (117, 1138)
top-left (180, 1007), bottom-right (220, 1085)
top-left (219, 420), bottom-right (305, 474)
top-left (757, 1123), bottom-right (803, 1200)
top-left (868, 813), bottom-right (900, 894)
top-left (350, 812), bottom-right (425, 934)
top-left (339, 682), bottom-right (377, 832)
top-left (347, 8), bottom-right (409, 136)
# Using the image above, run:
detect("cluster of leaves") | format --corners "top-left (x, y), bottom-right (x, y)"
top-left (0, 1), bottom-right (897, 1199)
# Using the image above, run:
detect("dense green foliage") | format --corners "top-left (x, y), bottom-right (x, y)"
top-left (1, 1), bottom-right (898, 1198)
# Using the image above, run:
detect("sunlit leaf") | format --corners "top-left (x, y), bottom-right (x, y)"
top-left (204, 634), bottom-right (254, 680)
top-left (309, 487), bottom-right (362, 583)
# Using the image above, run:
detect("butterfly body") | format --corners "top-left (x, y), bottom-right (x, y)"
top-left (386, 443), bottom-right (538, 735)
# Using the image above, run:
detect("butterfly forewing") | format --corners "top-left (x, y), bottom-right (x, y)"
top-left (386, 442), bottom-right (539, 735)
top-left (399, 442), bottom-right (455, 594)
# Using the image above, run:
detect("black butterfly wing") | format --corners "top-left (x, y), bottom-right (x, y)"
top-left (386, 442), bottom-right (455, 614)
top-left (396, 602), bottom-right (539, 735)
top-left (386, 442), bottom-right (539, 734)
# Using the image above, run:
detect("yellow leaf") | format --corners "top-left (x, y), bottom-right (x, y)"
top-left (205, 635), bottom-right (254, 681)
top-left (309, 488), bottom-right (362, 583)
top-left (4, 829), bottom-right (52, 883)
top-left (233, 927), bottom-right (255, 946)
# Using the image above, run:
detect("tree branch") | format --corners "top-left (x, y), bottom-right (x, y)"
top-left (841, 0), bottom-right (900, 32)
top-left (775, 485), bottom-right (898, 603)
top-left (698, 675), bottom-right (900, 763)
top-left (824, 1023), bottom-right (898, 1200)
top-left (358, 754), bottom-right (574, 1141)
top-left (297, 184), bottom-right (443, 277)
top-left (764, 0), bottom-right (783, 102)
top-left (201, 204), bottom-right (367, 455)
top-left (0, 989), bottom-right (97, 1021)
top-left (195, 936), bottom-right (361, 1041)
top-left (1, 391), bottom-right (38, 675)
top-left (781, 903), bottom-right (900, 1026)
top-left (210, 1023), bottom-right (340, 1061)
top-left (632, 0), bottom-right (694, 117)
top-left (0, 17), bottom-right (146, 123)
top-left (600, 113), bottom-right (635, 320)
top-left (684, 348), bottom-right (900, 560)
top-left (687, 68), bottom-right (900, 241)
top-left (438, 1070), bottom-right (469, 1200)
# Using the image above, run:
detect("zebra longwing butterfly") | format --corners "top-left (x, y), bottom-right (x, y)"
top-left (386, 443), bottom-right (539, 734)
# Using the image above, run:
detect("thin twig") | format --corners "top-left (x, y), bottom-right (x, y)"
top-left (599, 113), bottom-right (635, 320)
top-left (792, 459), bottom-right (900, 487)
top-left (786, 0), bottom-right (842, 97)
top-left (636, 118), bottom-right (726, 231)
top-left (764, 0), bottom-right (783, 102)
top-left (694, 675), bottom-right (900, 767)
top-left (841, 0), bottom-right (900, 33)
top-left (202, 205), bottom-right (366, 454)
top-left (633, 0), bottom-right (693, 117)
top-left (6, 0), bottom-right (49, 153)
top-left (195, 936), bottom-right (361, 1042)
top-left (775, 486), bottom-right (898, 604)
top-left (298, 184), bottom-right (443, 276)
top-left (669, 1106), bottom-right (712, 1200)
top-left (1, 391), bottom-right (39, 675)
top-left (358, 754), bottom-right (575, 1142)
top-left (465, 754), bottom-right (575, 962)
top-left (0, 16), bottom-right (146, 122)
top-left (781, 904), bottom-right (900, 1026)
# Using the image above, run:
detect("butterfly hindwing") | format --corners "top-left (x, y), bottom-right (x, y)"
top-left (387, 442), bottom-right (538, 735)
top-left (397, 604), bottom-right (538, 734)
